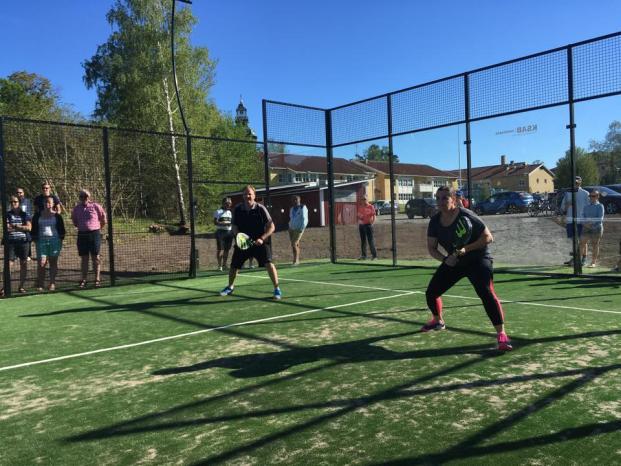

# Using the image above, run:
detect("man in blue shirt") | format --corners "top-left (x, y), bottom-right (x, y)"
top-left (288, 195), bottom-right (308, 266)
top-left (581, 190), bottom-right (605, 268)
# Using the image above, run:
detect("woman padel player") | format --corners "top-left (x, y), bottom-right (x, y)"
top-left (423, 186), bottom-right (512, 351)
top-left (220, 185), bottom-right (282, 300)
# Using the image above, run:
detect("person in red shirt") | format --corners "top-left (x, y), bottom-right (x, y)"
top-left (456, 191), bottom-right (470, 209)
top-left (357, 194), bottom-right (377, 260)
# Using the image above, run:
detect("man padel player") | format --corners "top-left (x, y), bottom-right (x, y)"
top-left (220, 185), bottom-right (282, 300)
top-left (423, 186), bottom-right (512, 351)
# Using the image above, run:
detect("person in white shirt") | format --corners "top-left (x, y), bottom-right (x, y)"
top-left (214, 197), bottom-right (234, 271)
top-left (560, 175), bottom-right (590, 266)
top-left (288, 195), bottom-right (309, 266)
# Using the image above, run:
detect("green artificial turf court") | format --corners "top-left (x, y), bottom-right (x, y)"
top-left (1, 262), bottom-right (620, 465)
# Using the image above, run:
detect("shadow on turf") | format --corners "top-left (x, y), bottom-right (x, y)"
top-left (66, 357), bottom-right (621, 465)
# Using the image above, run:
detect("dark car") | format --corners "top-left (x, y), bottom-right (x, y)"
top-left (405, 198), bottom-right (437, 218)
top-left (584, 186), bottom-right (621, 214)
top-left (474, 191), bottom-right (534, 215)
top-left (372, 200), bottom-right (398, 215)
top-left (605, 184), bottom-right (621, 194)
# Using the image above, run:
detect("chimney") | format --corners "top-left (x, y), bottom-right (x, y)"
top-left (500, 155), bottom-right (507, 165)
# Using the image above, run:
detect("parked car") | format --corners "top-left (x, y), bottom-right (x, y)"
top-left (584, 186), bottom-right (621, 214)
top-left (474, 191), bottom-right (534, 215)
top-left (605, 184), bottom-right (621, 194)
top-left (405, 198), bottom-right (437, 218)
top-left (372, 200), bottom-right (398, 215)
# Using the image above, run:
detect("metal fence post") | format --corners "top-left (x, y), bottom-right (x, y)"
top-left (325, 110), bottom-right (337, 263)
top-left (0, 117), bottom-right (11, 297)
top-left (386, 94), bottom-right (397, 267)
top-left (102, 127), bottom-right (116, 286)
top-left (262, 100), bottom-right (271, 211)
top-left (186, 135), bottom-right (197, 278)
top-left (463, 73), bottom-right (473, 205)
top-left (567, 46), bottom-right (580, 276)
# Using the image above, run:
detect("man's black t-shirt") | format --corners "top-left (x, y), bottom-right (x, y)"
top-left (427, 207), bottom-right (491, 261)
top-left (232, 202), bottom-right (272, 241)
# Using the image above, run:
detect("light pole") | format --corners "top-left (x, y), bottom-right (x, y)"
top-left (171, 0), bottom-right (192, 135)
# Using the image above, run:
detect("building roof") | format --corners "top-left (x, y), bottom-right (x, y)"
top-left (268, 153), bottom-right (373, 176)
top-left (225, 179), bottom-right (369, 197)
top-left (359, 160), bottom-right (455, 177)
top-left (447, 162), bottom-right (554, 181)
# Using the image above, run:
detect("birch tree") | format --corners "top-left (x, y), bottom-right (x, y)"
top-left (83, 0), bottom-right (217, 224)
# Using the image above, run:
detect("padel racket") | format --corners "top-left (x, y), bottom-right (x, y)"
top-left (235, 232), bottom-right (255, 250)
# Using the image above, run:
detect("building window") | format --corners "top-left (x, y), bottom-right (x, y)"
top-left (519, 180), bottom-right (525, 186)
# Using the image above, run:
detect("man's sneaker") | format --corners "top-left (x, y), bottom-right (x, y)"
top-left (497, 332), bottom-right (513, 351)
top-left (218, 266), bottom-right (223, 272)
top-left (220, 286), bottom-right (234, 296)
top-left (421, 319), bottom-right (446, 332)
top-left (273, 287), bottom-right (282, 300)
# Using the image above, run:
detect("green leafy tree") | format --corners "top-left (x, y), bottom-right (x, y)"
top-left (358, 144), bottom-right (399, 162)
top-left (83, 0), bottom-right (219, 225)
top-left (589, 121), bottom-right (621, 184)
top-left (554, 147), bottom-right (599, 188)
top-left (0, 71), bottom-right (75, 120)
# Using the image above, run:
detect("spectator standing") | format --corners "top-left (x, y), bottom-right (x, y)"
top-left (31, 196), bottom-right (65, 292)
top-left (456, 191), bottom-right (470, 209)
top-left (288, 195), bottom-right (308, 266)
top-left (560, 176), bottom-right (589, 266)
top-left (16, 187), bottom-right (34, 261)
top-left (357, 194), bottom-right (377, 260)
top-left (33, 182), bottom-right (64, 214)
top-left (71, 190), bottom-right (107, 288)
top-left (0, 196), bottom-right (32, 296)
top-left (214, 197), bottom-right (234, 271)
top-left (16, 188), bottom-right (33, 216)
top-left (581, 190), bottom-right (605, 268)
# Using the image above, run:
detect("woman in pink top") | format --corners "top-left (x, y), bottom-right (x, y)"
top-left (357, 194), bottom-right (377, 260)
top-left (71, 189), bottom-right (107, 288)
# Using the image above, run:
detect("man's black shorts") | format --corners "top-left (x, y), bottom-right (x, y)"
top-left (215, 229), bottom-right (234, 251)
top-left (77, 230), bottom-right (102, 256)
top-left (230, 243), bottom-right (272, 269)
top-left (8, 241), bottom-right (30, 261)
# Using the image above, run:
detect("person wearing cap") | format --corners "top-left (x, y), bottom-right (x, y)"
top-left (456, 191), bottom-right (470, 209)
top-left (357, 194), bottom-right (377, 260)
top-left (71, 189), bottom-right (107, 288)
top-left (560, 176), bottom-right (589, 266)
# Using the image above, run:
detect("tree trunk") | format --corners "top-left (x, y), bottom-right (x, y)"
top-left (162, 74), bottom-right (187, 226)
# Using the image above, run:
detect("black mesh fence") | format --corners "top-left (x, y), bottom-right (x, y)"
top-left (262, 31), bottom-right (621, 278)
top-left (469, 49), bottom-right (568, 120)
top-left (573, 34), bottom-right (621, 101)
top-left (391, 77), bottom-right (465, 135)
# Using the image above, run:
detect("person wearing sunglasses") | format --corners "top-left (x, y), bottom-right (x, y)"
top-left (33, 182), bottom-right (64, 215)
top-left (0, 196), bottom-right (32, 296)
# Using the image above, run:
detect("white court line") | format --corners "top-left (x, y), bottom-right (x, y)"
top-left (256, 276), bottom-right (621, 315)
top-left (0, 291), bottom-right (414, 373)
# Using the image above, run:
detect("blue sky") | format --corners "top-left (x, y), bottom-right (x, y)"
top-left (1, 0), bottom-right (620, 171)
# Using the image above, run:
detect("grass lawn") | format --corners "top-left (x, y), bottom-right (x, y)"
top-left (1, 262), bottom-right (620, 465)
